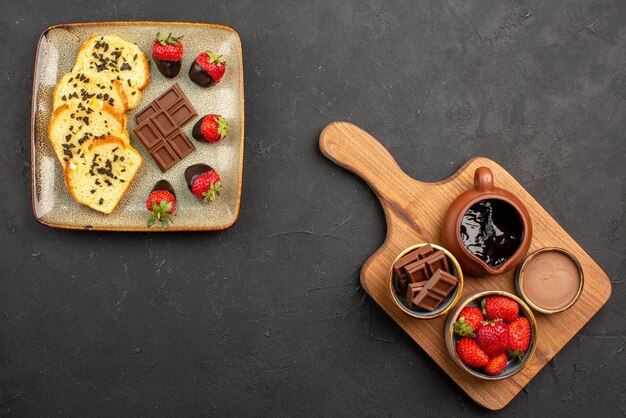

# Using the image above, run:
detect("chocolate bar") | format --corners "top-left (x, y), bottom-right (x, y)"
top-left (133, 84), bottom-right (197, 172)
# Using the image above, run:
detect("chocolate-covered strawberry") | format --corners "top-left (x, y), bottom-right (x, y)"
top-left (146, 180), bottom-right (176, 228)
top-left (152, 32), bottom-right (184, 78)
top-left (192, 114), bottom-right (229, 143)
top-left (185, 164), bottom-right (221, 202)
top-left (189, 51), bottom-right (226, 87)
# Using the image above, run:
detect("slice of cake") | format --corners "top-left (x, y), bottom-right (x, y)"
top-left (73, 35), bottom-right (150, 109)
top-left (52, 70), bottom-right (128, 114)
top-left (48, 99), bottom-right (129, 165)
top-left (65, 137), bottom-right (142, 214)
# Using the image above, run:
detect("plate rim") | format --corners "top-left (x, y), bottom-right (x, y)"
top-left (31, 21), bottom-right (245, 232)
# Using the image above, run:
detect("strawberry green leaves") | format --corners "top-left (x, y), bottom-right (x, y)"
top-left (147, 199), bottom-right (174, 228)
top-left (201, 181), bottom-right (221, 202)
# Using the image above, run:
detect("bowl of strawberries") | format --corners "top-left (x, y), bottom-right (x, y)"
top-left (445, 290), bottom-right (537, 380)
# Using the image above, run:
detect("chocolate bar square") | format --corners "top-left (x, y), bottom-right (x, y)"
top-left (151, 142), bottom-right (178, 172)
top-left (135, 122), bottom-right (162, 150)
top-left (152, 109), bottom-right (178, 138)
top-left (156, 84), bottom-right (184, 110)
top-left (167, 130), bottom-right (195, 159)
top-left (135, 103), bottom-right (160, 125)
top-left (169, 102), bottom-right (196, 126)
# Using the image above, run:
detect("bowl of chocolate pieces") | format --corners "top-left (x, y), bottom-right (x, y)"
top-left (389, 243), bottom-right (463, 319)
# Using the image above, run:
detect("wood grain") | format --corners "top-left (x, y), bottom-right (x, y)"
top-left (319, 121), bottom-right (612, 410)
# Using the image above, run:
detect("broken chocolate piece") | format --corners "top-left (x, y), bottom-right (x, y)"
top-left (405, 260), bottom-right (430, 284)
top-left (412, 290), bottom-right (444, 311)
top-left (424, 251), bottom-right (450, 275)
top-left (393, 245), bottom-right (436, 279)
top-left (405, 282), bottom-right (426, 309)
top-left (427, 270), bottom-right (458, 298)
top-left (408, 267), bottom-right (459, 312)
top-left (396, 275), bottom-right (408, 295)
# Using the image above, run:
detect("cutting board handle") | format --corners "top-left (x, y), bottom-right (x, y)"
top-left (319, 122), bottom-right (416, 201)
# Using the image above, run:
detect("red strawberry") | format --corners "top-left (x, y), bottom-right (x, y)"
top-left (484, 353), bottom-right (508, 376)
top-left (482, 296), bottom-right (519, 323)
top-left (185, 164), bottom-right (221, 202)
top-left (476, 320), bottom-right (510, 356)
top-left (152, 32), bottom-right (184, 78)
top-left (456, 337), bottom-right (489, 368)
top-left (453, 306), bottom-right (484, 338)
top-left (507, 317), bottom-right (531, 360)
top-left (146, 180), bottom-right (176, 228)
top-left (192, 114), bottom-right (229, 143)
top-left (189, 51), bottom-right (226, 87)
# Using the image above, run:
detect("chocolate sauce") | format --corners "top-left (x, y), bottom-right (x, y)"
top-left (192, 118), bottom-right (204, 141)
top-left (188, 61), bottom-right (216, 87)
top-left (152, 180), bottom-right (176, 198)
top-left (153, 57), bottom-right (181, 78)
top-left (460, 199), bottom-right (523, 268)
top-left (184, 163), bottom-right (212, 192)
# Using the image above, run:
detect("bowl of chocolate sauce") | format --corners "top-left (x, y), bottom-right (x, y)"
top-left (442, 167), bottom-right (532, 276)
top-left (515, 247), bottom-right (584, 314)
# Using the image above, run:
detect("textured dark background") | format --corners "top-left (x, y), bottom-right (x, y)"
top-left (1, 0), bottom-right (625, 416)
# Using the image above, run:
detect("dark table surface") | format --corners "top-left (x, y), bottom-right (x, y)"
top-left (1, 0), bottom-right (625, 416)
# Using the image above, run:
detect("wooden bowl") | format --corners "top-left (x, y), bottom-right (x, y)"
top-left (388, 243), bottom-right (464, 319)
top-left (441, 167), bottom-right (533, 276)
top-left (444, 290), bottom-right (538, 380)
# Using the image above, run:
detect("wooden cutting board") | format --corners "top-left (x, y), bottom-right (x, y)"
top-left (319, 121), bottom-right (612, 410)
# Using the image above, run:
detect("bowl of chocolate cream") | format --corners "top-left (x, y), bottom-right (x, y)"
top-left (442, 167), bottom-right (533, 276)
top-left (515, 248), bottom-right (584, 314)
